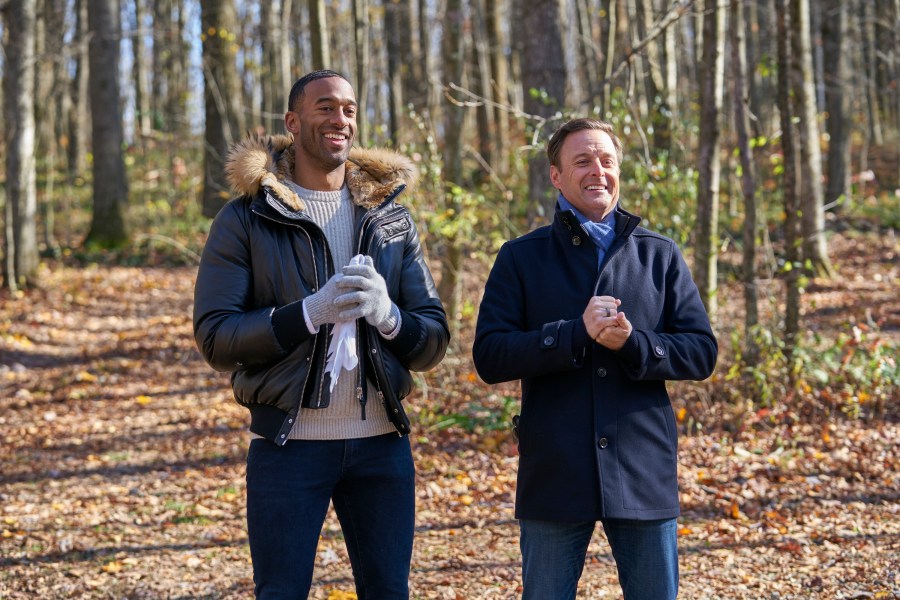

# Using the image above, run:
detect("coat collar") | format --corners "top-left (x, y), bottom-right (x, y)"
top-left (224, 134), bottom-right (418, 212)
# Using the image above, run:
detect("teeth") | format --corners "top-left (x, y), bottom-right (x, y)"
top-left (324, 133), bottom-right (345, 140)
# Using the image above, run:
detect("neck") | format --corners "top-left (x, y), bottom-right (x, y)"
top-left (293, 167), bottom-right (345, 191)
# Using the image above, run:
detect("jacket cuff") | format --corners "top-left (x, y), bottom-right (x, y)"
top-left (381, 307), bottom-right (423, 357)
top-left (571, 317), bottom-right (592, 355)
top-left (615, 330), bottom-right (642, 369)
top-left (272, 300), bottom-right (314, 350)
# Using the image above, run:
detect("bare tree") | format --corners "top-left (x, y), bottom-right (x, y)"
top-left (485, 0), bottom-right (510, 175)
top-left (309, 0), bottom-right (331, 69)
top-left (519, 0), bottom-right (566, 222)
top-left (69, 0), bottom-right (90, 177)
top-left (353, 0), bottom-right (370, 145)
top-left (132, 0), bottom-right (151, 138)
top-left (437, 0), bottom-right (469, 325)
top-left (731, 0), bottom-right (758, 358)
top-left (776, 0), bottom-right (801, 349)
top-left (201, 0), bottom-right (246, 218)
top-left (2, 0), bottom-right (39, 290)
top-left (792, 0), bottom-right (834, 277)
top-left (822, 0), bottom-right (850, 210)
top-left (260, 0), bottom-right (284, 134)
top-left (694, 0), bottom-right (726, 321)
top-left (86, 0), bottom-right (129, 247)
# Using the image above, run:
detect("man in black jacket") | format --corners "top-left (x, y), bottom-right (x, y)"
top-left (473, 118), bottom-right (717, 599)
top-left (194, 70), bottom-right (449, 598)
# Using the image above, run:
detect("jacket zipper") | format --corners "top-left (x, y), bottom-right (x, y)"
top-left (251, 200), bottom-right (330, 418)
top-left (352, 202), bottom-right (404, 422)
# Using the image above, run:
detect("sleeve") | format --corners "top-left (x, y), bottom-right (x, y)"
top-left (378, 216), bottom-right (450, 371)
top-left (614, 242), bottom-right (718, 381)
top-left (472, 242), bottom-right (584, 384)
top-left (192, 201), bottom-right (312, 372)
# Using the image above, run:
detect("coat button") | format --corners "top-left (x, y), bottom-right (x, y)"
top-left (655, 345), bottom-right (665, 356)
top-left (597, 437), bottom-right (608, 449)
top-left (596, 368), bottom-right (607, 377)
top-left (572, 236), bottom-right (582, 246)
top-left (543, 336), bottom-right (554, 346)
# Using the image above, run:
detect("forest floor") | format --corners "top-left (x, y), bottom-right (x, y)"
top-left (1, 230), bottom-right (898, 599)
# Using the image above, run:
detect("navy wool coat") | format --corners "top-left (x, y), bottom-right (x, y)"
top-left (473, 205), bottom-right (717, 521)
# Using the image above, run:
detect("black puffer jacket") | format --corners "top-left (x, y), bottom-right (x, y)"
top-left (193, 135), bottom-right (449, 442)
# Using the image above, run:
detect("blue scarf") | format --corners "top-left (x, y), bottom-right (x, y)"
top-left (558, 194), bottom-right (617, 268)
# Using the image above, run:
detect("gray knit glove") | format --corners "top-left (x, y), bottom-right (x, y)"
top-left (335, 256), bottom-right (398, 333)
top-left (303, 273), bottom-right (354, 330)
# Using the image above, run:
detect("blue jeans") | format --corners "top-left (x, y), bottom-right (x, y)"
top-left (520, 518), bottom-right (679, 600)
top-left (246, 434), bottom-right (415, 599)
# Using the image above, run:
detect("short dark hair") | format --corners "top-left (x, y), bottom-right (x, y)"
top-left (287, 70), bottom-right (351, 112)
top-left (547, 118), bottom-right (624, 168)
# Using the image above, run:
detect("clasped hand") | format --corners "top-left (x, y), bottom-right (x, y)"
top-left (583, 295), bottom-right (632, 351)
top-left (333, 256), bottom-right (393, 328)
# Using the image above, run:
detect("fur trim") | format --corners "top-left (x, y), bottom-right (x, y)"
top-left (224, 134), bottom-right (418, 212)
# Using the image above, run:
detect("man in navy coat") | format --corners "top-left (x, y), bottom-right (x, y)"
top-left (473, 118), bottom-right (717, 599)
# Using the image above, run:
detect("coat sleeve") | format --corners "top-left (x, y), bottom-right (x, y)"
top-left (192, 201), bottom-right (296, 372)
top-left (379, 218), bottom-right (450, 372)
top-left (472, 242), bottom-right (584, 384)
top-left (615, 241), bottom-right (718, 381)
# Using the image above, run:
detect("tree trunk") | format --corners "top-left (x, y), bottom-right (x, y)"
top-left (822, 0), bottom-right (850, 210)
top-left (486, 0), bottom-right (510, 175)
top-left (353, 0), bottom-right (370, 145)
top-left (776, 0), bottom-right (801, 350)
top-left (471, 0), bottom-right (495, 176)
top-left (132, 0), bottom-right (152, 138)
top-left (731, 0), bottom-right (758, 358)
top-left (69, 0), bottom-right (90, 177)
top-left (201, 0), bottom-right (246, 218)
top-left (437, 0), bottom-right (469, 328)
top-left (792, 0), bottom-right (833, 277)
top-left (86, 0), bottom-right (129, 247)
top-left (385, 0), bottom-right (405, 145)
top-left (309, 0), bottom-right (331, 69)
top-left (520, 0), bottom-right (567, 222)
top-left (260, 0), bottom-right (283, 134)
top-left (2, 0), bottom-right (39, 290)
top-left (694, 0), bottom-right (726, 321)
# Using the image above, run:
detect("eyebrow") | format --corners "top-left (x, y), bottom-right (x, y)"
top-left (314, 96), bottom-right (358, 107)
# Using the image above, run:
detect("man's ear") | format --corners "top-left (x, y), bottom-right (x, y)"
top-left (285, 111), bottom-right (300, 135)
top-left (549, 164), bottom-right (561, 189)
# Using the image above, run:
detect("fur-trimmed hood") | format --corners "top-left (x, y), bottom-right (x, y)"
top-left (224, 134), bottom-right (419, 212)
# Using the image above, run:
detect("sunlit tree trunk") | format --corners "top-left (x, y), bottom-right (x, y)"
top-left (486, 0), bottom-right (510, 175)
top-left (34, 0), bottom-right (65, 255)
top-left (2, 0), bottom-right (39, 290)
top-left (694, 0), bottom-right (726, 321)
top-left (260, 0), bottom-right (283, 134)
top-left (437, 0), bottom-right (468, 327)
top-left (353, 0), bottom-right (370, 145)
top-left (519, 0), bottom-right (566, 222)
top-left (201, 0), bottom-right (246, 218)
top-left (132, 0), bottom-right (152, 138)
top-left (385, 0), bottom-right (405, 144)
top-left (86, 0), bottom-right (129, 247)
top-left (777, 0), bottom-right (801, 350)
top-left (69, 0), bottom-right (90, 177)
top-left (309, 0), bottom-right (331, 69)
top-left (792, 0), bottom-right (833, 277)
top-left (731, 0), bottom-right (758, 360)
top-left (822, 0), bottom-right (849, 210)
top-left (471, 0), bottom-right (495, 175)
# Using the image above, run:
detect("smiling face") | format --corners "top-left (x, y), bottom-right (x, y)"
top-left (285, 76), bottom-right (357, 190)
top-left (549, 128), bottom-right (620, 222)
